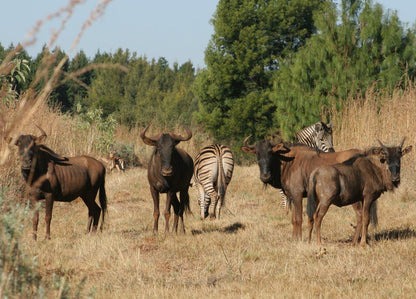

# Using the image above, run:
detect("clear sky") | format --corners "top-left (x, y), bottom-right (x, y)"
top-left (0, 1), bottom-right (414, 69)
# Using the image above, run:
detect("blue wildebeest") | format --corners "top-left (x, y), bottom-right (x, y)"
top-left (140, 123), bottom-right (193, 233)
top-left (307, 139), bottom-right (412, 246)
top-left (280, 122), bottom-right (335, 212)
top-left (242, 137), bottom-right (366, 240)
top-left (193, 144), bottom-right (234, 220)
top-left (15, 127), bottom-right (107, 240)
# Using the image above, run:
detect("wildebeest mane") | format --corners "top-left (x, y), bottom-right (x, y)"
top-left (284, 142), bottom-right (324, 154)
top-left (38, 144), bottom-right (69, 164)
top-left (342, 147), bottom-right (381, 165)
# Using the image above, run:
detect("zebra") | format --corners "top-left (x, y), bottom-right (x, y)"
top-left (193, 144), bottom-right (234, 220)
top-left (281, 121), bottom-right (334, 212)
top-left (295, 121), bottom-right (334, 153)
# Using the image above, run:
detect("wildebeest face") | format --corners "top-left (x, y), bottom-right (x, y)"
top-left (255, 141), bottom-right (275, 184)
top-left (374, 140), bottom-right (412, 188)
top-left (242, 137), bottom-right (289, 185)
top-left (157, 134), bottom-right (177, 177)
top-left (15, 135), bottom-right (36, 169)
top-left (15, 134), bottom-right (46, 170)
top-left (242, 139), bottom-right (274, 183)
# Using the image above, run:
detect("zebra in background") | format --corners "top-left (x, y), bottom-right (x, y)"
top-left (193, 144), bottom-right (234, 220)
top-left (281, 121), bottom-right (335, 212)
top-left (295, 121), bottom-right (334, 153)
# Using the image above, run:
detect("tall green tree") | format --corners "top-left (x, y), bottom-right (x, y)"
top-left (66, 50), bottom-right (90, 112)
top-left (195, 0), bottom-right (328, 144)
top-left (271, 0), bottom-right (416, 138)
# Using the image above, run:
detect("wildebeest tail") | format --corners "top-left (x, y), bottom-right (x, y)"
top-left (99, 175), bottom-right (108, 228)
top-left (370, 200), bottom-right (378, 227)
top-left (306, 175), bottom-right (318, 222)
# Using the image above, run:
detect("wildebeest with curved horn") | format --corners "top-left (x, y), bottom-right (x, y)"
top-left (15, 126), bottom-right (107, 240)
top-left (140, 123), bottom-right (193, 233)
top-left (242, 136), bottom-right (367, 241)
top-left (307, 139), bottom-right (412, 246)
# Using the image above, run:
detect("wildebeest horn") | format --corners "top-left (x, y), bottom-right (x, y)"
top-left (170, 127), bottom-right (192, 142)
top-left (243, 135), bottom-right (256, 149)
top-left (377, 139), bottom-right (388, 152)
top-left (399, 137), bottom-right (406, 149)
top-left (35, 125), bottom-right (47, 143)
top-left (140, 123), bottom-right (161, 146)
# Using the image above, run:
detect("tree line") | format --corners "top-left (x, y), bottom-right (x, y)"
top-left (1, 0), bottom-right (415, 157)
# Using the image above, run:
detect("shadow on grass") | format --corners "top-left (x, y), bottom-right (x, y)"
top-left (372, 227), bottom-right (416, 242)
top-left (191, 222), bottom-right (245, 235)
top-left (338, 227), bottom-right (416, 244)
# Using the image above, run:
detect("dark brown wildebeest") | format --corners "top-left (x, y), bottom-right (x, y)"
top-left (140, 123), bottom-right (194, 233)
top-left (242, 136), bottom-right (365, 240)
top-left (15, 127), bottom-right (107, 240)
top-left (307, 139), bottom-right (412, 246)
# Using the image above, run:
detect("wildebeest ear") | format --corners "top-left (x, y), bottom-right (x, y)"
top-left (369, 147), bottom-right (385, 156)
top-left (402, 145), bottom-right (413, 156)
top-left (272, 143), bottom-right (290, 154)
top-left (35, 125), bottom-right (47, 144)
top-left (241, 146), bottom-right (256, 154)
top-left (327, 121), bottom-right (332, 129)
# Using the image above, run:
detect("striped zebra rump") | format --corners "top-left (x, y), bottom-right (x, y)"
top-left (194, 144), bottom-right (234, 220)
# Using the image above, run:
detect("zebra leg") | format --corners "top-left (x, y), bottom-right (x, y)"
top-left (208, 192), bottom-right (219, 220)
top-left (279, 189), bottom-right (290, 214)
top-left (196, 182), bottom-right (208, 219)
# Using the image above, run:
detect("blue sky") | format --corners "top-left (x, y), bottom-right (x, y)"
top-left (0, 1), bottom-right (415, 69)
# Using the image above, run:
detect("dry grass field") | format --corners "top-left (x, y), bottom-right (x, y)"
top-left (17, 163), bottom-right (416, 298)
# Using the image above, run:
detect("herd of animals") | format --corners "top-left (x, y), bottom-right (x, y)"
top-left (13, 122), bottom-right (412, 246)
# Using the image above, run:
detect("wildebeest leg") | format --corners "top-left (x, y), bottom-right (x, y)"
top-left (314, 202), bottom-right (330, 245)
top-left (352, 202), bottom-right (363, 245)
top-left (150, 186), bottom-right (160, 233)
top-left (360, 198), bottom-right (372, 246)
top-left (44, 194), bottom-right (54, 239)
top-left (31, 201), bottom-right (39, 241)
top-left (171, 193), bottom-right (180, 233)
top-left (291, 194), bottom-right (303, 240)
top-left (164, 192), bottom-right (173, 233)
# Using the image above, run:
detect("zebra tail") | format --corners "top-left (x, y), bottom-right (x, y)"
top-left (217, 155), bottom-right (226, 203)
top-left (306, 175), bottom-right (318, 222)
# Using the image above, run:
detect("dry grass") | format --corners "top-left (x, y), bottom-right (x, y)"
top-left (20, 164), bottom-right (416, 298)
